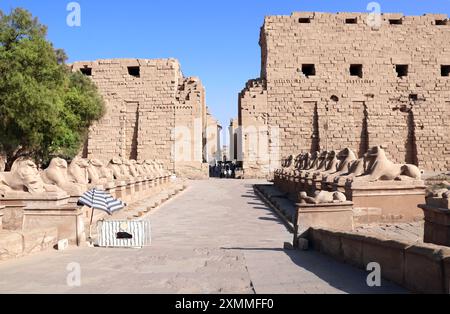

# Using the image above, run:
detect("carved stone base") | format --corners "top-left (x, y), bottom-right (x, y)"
top-left (23, 205), bottom-right (85, 245)
top-left (1, 192), bottom-right (70, 231)
top-left (0, 205), bottom-right (4, 230)
top-left (346, 180), bottom-right (426, 222)
top-left (114, 181), bottom-right (127, 200)
top-left (295, 201), bottom-right (354, 236)
top-left (125, 181), bottom-right (136, 203)
top-left (1, 191), bottom-right (69, 208)
top-left (105, 184), bottom-right (116, 199)
top-left (419, 199), bottom-right (450, 247)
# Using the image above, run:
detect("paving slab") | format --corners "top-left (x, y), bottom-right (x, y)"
top-left (0, 179), bottom-right (406, 294)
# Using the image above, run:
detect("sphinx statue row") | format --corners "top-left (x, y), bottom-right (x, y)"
top-left (274, 146), bottom-right (422, 204)
top-left (0, 157), bottom-right (172, 197)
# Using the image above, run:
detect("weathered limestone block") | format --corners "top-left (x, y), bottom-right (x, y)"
top-left (347, 180), bottom-right (425, 222)
top-left (339, 232), bottom-right (364, 268)
top-left (361, 236), bottom-right (410, 286)
top-left (311, 229), bottom-right (344, 260)
top-left (404, 244), bottom-right (446, 294)
top-left (0, 205), bottom-right (4, 230)
top-left (419, 192), bottom-right (450, 246)
top-left (443, 248), bottom-right (450, 294)
top-left (22, 205), bottom-right (85, 246)
top-left (295, 202), bottom-right (354, 236)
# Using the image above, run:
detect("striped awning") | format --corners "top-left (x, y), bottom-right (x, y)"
top-left (78, 188), bottom-right (126, 215)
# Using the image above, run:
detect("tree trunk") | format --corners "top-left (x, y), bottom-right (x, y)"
top-left (4, 153), bottom-right (17, 172)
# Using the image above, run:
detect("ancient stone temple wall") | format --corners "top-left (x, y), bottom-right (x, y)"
top-left (71, 58), bottom-right (209, 178)
top-left (205, 109), bottom-right (221, 165)
top-left (239, 12), bottom-right (450, 177)
top-left (174, 77), bottom-right (207, 177)
top-left (238, 79), bottom-right (277, 178)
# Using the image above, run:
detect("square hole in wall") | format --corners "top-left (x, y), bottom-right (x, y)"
top-left (301, 64), bottom-right (316, 77)
top-left (128, 66), bottom-right (140, 77)
top-left (80, 67), bottom-right (92, 76)
top-left (389, 19), bottom-right (403, 25)
top-left (345, 18), bottom-right (358, 24)
top-left (299, 18), bottom-right (311, 24)
top-left (435, 20), bottom-right (448, 25)
top-left (441, 65), bottom-right (450, 77)
top-left (409, 94), bottom-right (418, 101)
top-left (350, 64), bottom-right (363, 78)
top-left (396, 65), bottom-right (409, 77)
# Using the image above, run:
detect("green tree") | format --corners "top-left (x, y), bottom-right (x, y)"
top-left (0, 8), bottom-right (104, 170)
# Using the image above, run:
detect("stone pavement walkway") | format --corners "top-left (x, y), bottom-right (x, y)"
top-left (0, 179), bottom-right (406, 294)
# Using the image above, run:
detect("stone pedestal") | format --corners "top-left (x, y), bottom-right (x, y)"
top-left (0, 205), bottom-right (4, 230)
top-left (68, 195), bottom-right (80, 205)
top-left (105, 182), bottom-right (116, 199)
top-left (23, 205), bottom-right (85, 246)
top-left (135, 181), bottom-right (143, 199)
top-left (125, 180), bottom-right (136, 203)
top-left (2, 191), bottom-right (70, 208)
top-left (278, 173), bottom-right (289, 194)
top-left (114, 181), bottom-right (127, 200)
top-left (140, 179), bottom-right (149, 198)
top-left (1, 192), bottom-right (70, 231)
top-left (346, 180), bottom-right (425, 222)
top-left (294, 201), bottom-right (354, 237)
top-left (292, 175), bottom-right (302, 196)
top-left (419, 198), bottom-right (450, 247)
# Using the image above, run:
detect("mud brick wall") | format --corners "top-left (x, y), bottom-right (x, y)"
top-left (71, 59), bottom-right (208, 175)
top-left (239, 12), bottom-right (450, 177)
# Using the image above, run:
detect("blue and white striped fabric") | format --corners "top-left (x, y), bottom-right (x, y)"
top-left (78, 188), bottom-right (126, 215)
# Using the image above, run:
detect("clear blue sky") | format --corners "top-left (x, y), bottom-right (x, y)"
top-left (1, 0), bottom-right (449, 131)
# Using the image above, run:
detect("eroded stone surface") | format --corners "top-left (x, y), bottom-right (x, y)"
top-left (239, 12), bottom-right (450, 178)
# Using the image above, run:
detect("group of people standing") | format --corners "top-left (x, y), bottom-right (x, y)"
top-left (209, 162), bottom-right (237, 179)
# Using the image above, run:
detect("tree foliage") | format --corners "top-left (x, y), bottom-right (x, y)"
top-left (0, 8), bottom-right (104, 169)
